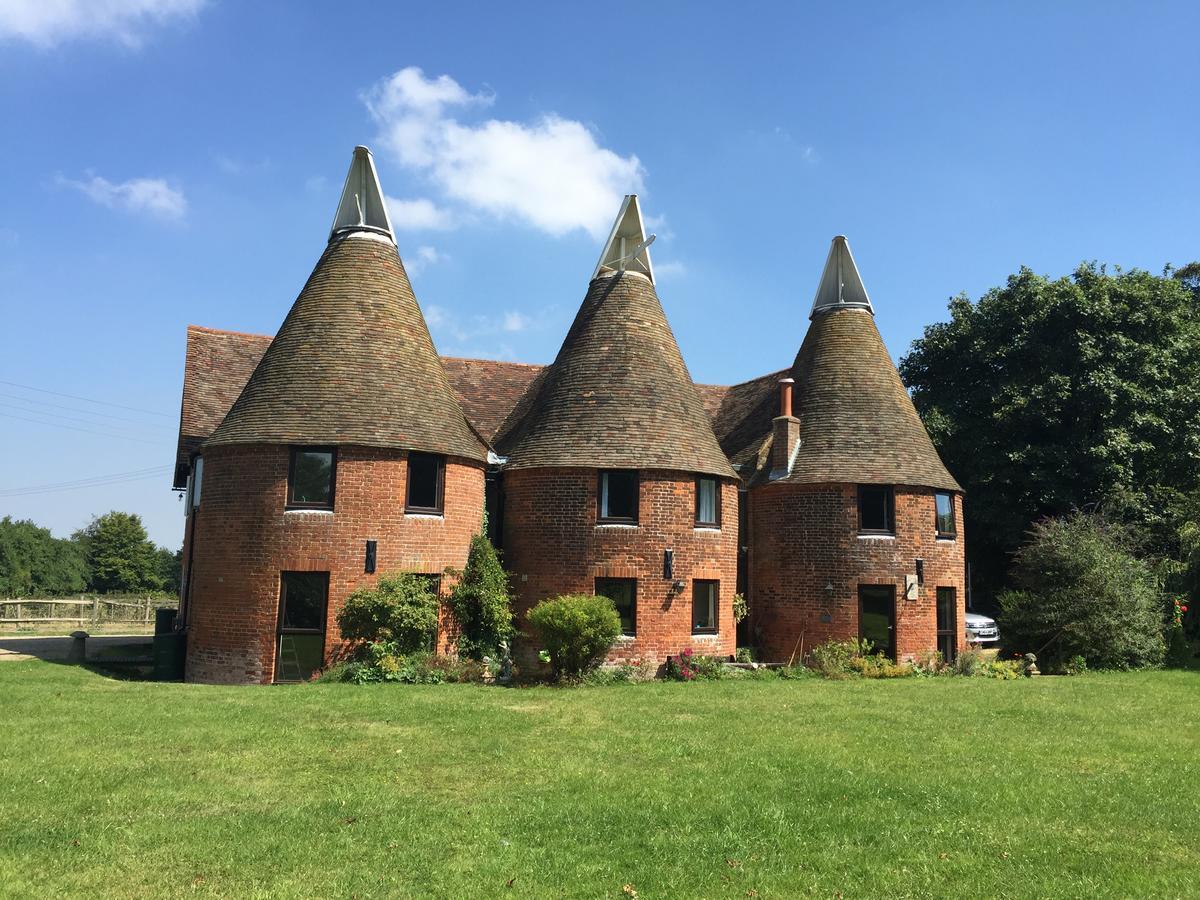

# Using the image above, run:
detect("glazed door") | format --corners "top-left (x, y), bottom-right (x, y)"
top-left (858, 585), bottom-right (896, 661)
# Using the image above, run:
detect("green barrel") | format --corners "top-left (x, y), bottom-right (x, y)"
top-left (153, 630), bottom-right (187, 681)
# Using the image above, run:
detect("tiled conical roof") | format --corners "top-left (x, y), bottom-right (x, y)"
top-left (781, 237), bottom-right (959, 490)
top-left (501, 198), bottom-right (734, 479)
top-left (205, 148), bottom-right (486, 462)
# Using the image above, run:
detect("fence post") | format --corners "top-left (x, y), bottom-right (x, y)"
top-left (15, 601), bottom-right (20, 625)
top-left (144, 596), bottom-right (151, 625)
top-left (92, 596), bottom-right (100, 626)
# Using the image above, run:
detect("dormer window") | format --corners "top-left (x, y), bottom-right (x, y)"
top-left (598, 470), bottom-right (638, 524)
top-left (695, 476), bottom-right (720, 527)
top-left (406, 452), bottom-right (445, 514)
top-left (858, 485), bottom-right (894, 534)
top-left (935, 491), bottom-right (956, 538)
top-left (287, 447), bottom-right (336, 510)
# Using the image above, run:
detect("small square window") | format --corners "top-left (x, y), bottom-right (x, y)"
top-left (596, 577), bottom-right (637, 636)
top-left (598, 470), bottom-right (638, 523)
top-left (935, 492), bottom-right (956, 538)
top-left (858, 485), bottom-right (895, 534)
top-left (406, 453), bottom-right (445, 514)
top-left (692, 580), bottom-right (719, 634)
top-left (695, 477), bottom-right (720, 527)
top-left (287, 448), bottom-right (336, 509)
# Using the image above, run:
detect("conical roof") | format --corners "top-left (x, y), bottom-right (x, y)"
top-left (811, 235), bottom-right (873, 317)
top-left (501, 198), bottom-right (734, 479)
top-left (205, 148), bottom-right (486, 462)
top-left (782, 237), bottom-right (959, 491)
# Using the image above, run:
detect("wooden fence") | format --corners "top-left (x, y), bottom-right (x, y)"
top-left (0, 597), bottom-right (177, 628)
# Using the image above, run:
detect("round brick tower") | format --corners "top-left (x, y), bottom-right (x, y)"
top-left (499, 196), bottom-right (739, 667)
top-left (181, 147), bottom-right (487, 684)
top-left (747, 237), bottom-right (966, 664)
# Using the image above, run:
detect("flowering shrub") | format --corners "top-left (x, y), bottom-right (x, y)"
top-left (665, 648), bottom-right (727, 681)
top-left (1166, 595), bottom-right (1192, 668)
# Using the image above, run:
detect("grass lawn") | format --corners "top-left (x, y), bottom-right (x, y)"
top-left (1, 663), bottom-right (1196, 899)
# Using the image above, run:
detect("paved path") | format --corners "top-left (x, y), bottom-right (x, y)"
top-left (0, 634), bottom-right (151, 663)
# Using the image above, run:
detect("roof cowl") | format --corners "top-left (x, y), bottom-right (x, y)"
top-left (811, 235), bottom-right (873, 317)
top-left (329, 146), bottom-right (395, 245)
top-left (592, 194), bottom-right (655, 283)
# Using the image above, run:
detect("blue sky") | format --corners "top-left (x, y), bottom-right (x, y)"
top-left (1, 0), bottom-right (1197, 547)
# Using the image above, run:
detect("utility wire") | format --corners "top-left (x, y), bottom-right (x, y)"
top-left (0, 392), bottom-right (161, 426)
top-left (0, 411), bottom-right (170, 446)
top-left (0, 401), bottom-right (164, 435)
top-left (0, 465), bottom-right (171, 496)
top-left (0, 468), bottom-right (173, 497)
top-left (0, 379), bottom-right (172, 418)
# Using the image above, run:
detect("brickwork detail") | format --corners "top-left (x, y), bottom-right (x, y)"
top-left (748, 482), bottom-right (966, 663)
top-left (502, 467), bottom-right (739, 667)
top-left (184, 444), bottom-right (484, 684)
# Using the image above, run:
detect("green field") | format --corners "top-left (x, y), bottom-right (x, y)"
top-left (1, 663), bottom-right (1196, 899)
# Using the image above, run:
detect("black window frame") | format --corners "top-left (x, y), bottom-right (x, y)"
top-left (936, 586), bottom-right (958, 663)
top-left (694, 476), bottom-right (721, 528)
top-left (405, 452), bottom-right (446, 515)
top-left (935, 491), bottom-right (957, 539)
top-left (597, 469), bottom-right (639, 525)
top-left (275, 571), bottom-right (329, 683)
top-left (857, 484), bottom-right (895, 535)
top-left (595, 576), bottom-right (637, 636)
top-left (286, 446), bottom-right (337, 510)
top-left (692, 579), bottom-right (719, 635)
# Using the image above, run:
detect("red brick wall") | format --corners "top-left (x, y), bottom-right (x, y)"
top-left (184, 444), bottom-right (485, 684)
top-left (748, 483), bottom-right (966, 663)
top-left (502, 467), bottom-right (739, 668)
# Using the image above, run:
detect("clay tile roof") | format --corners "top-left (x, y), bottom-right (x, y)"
top-left (174, 326), bottom-right (272, 488)
top-left (204, 235), bottom-right (487, 463)
top-left (440, 357), bottom-right (545, 443)
top-left (499, 272), bottom-right (736, 480)
top-left (782, 307), bottom-right (961, 491)
top-left (707, 368), bottom-right (791, 477)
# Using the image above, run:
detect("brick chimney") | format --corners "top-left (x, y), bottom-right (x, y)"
top-left (770, 378), bottom-right (800, 477)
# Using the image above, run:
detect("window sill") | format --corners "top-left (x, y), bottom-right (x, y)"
top-left (693, 525), bottom-right (721, 533)
top-left (936, 535), bottom-right (958, 542)
top-left (691, 632), bottom-right (720, 639)
top-left (284, 508), bottom-right (334, 516)
top-left (616, 633), bottom-right (637, 642)
top-left (596, 523), bottom-right (639, 530)
top-left (857, 532), bottom-right (895, 540)
top-left (405, 511), bottom-right (445, 520)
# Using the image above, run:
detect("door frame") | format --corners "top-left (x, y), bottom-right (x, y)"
top-left (857, 584), bottom-right (897, 661)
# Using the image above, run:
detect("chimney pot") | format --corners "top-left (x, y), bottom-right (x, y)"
top-left (779, 378), bottom-right (795, 418)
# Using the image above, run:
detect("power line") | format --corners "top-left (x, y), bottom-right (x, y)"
top-left (0, 392), bottom-right (162, 426)
top-left (0, 468), bottom-right (173, 498)
top-left (0, 401), bottom-right (164, 435)
top-left (0, 411), bottom-right (170, 446)
top-left (0, 465), bottom-right (171, 496)
top-left (0, 379), bottom-right (173, 418)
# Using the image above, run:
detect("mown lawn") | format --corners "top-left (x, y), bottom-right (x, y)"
top-left (1, 663), bottom-right (1196, 899)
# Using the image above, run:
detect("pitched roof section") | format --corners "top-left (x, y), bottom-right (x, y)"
top-left (205, 233), bottom-right (487, 461)
top-left (330, 146), bottom-right (395, 244)
top-left (500, 268), bottom-right (735, 478)
top-left (440, 357), bottom-right (545, 444)
top-left (592, 195), bottom-right (655, 283)
top-left (174, 326), bottom-right (272, 487)
top-left (811, 235), bottom-right (873, 317)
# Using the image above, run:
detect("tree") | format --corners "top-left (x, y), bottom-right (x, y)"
top-left (155, 546), bottom-right (183, 596)
top-left (997, 512), bottom-right (1165, 671)
top-left (0, 517), bottom-right (88, 596)
top-left (446, 533), bottom-right (515, 660)
top-left (75, 511), bottom-right (160, 593)
top-left (900, 263), bottom-right (1200, 606)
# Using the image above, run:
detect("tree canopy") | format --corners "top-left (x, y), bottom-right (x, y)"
top-left (900, 263), bottom-right (1200, 605)
top-left (0, 517), bottom-right (89, 596)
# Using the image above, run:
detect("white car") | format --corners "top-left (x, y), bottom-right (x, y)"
top-left (965, 612), bottom-right (999, 644)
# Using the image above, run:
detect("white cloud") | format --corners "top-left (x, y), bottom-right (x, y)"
top-left (0, 0), bottom-right (204, 48)
top-left (59, 173), bottom-right (186, 221)
top-left (404, 245), bottom-right (444, 276)
top-left (387, 196), bottom-right (455, 231)
top-left (423, 303), bottom-right (555, 345)
top-left (365, 67), bottom-right (645, 239)
top-left (654, 260), bottom-right (687, 280)
top-left (502, 311), bottom-right (531, 332)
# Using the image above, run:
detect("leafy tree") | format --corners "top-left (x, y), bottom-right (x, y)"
top-left (997, 512), bottom-right (1165, 671)
top-left (336, 572), bottom-right (440, 653)
top-left (446, 533), bottom-right (515, 660)
top-left (74, 511), bottom-right (160, 593)
top-left (155, 546), bottom-right (183, 596)
top-left (0, 517), bottom-right (88, 596)
top-left (900, 263), bottom-right (1200, 606)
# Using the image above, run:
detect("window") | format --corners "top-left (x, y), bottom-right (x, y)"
top-left (935, 492), bottom-right (956, 538)
top-left (695, 476), bottom-right (720, 527)
top-left (596, 577), bottom-right (637, 636)
top-left (287, 447), bottom-right (335, 509)
top-left (936, 587), bottom-right (957, 663)
top-left (858, 485), bottom-right (895, 534)
top-left (406, 452), bottom-right (445, 514)
top-left (598, 470), bottom-right (638, 523)
top-left (692, 580), bottom-right (719, 634)
top-left (187, 455), bottom-right (203, 512)
top-left (276, 572), bottom-right (328, 682)
top-left (858, 584), bottom-right (896, 661)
